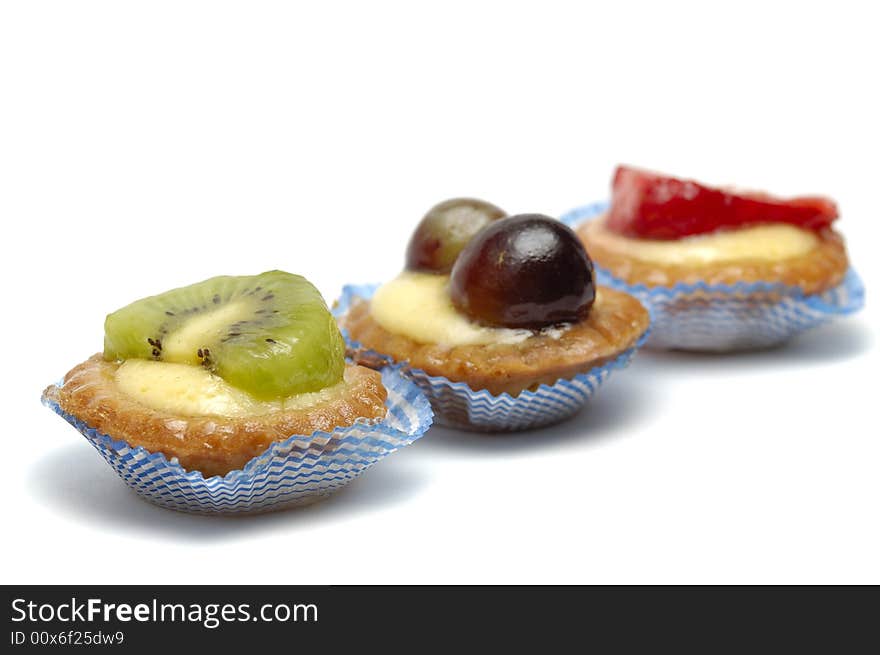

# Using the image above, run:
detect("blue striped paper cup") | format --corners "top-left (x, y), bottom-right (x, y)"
top-left (334, 285), bottom-right (649, 432)
top-left (41, 366), bottom-right (433, 515)
top-left (561, 202), bottom-right (866, 352)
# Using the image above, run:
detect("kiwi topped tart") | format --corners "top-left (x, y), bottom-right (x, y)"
top-left (44, 271), bottom-right (388, 478)
top-left (103, 271), bottom-right (345, 399)
top-left (338, 199), bottom-right (650, 408)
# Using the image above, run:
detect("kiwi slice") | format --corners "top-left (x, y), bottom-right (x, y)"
top-left (103, 270), bottom-right (345, 400)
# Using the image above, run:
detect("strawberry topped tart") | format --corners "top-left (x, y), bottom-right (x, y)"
top-left (571, 166), bottom-right (862, 351)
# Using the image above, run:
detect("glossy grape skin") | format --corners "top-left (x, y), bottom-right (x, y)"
top-left (449, 214), bottom-right (595, 329)
top-left (405, 198), bottom-right (506, 273)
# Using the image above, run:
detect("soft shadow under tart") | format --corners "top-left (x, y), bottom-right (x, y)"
top-left (44, 355), bottom-right (388, 478)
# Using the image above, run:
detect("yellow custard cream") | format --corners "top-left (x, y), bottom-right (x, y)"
top-left (590, 220), bottom-right (819, 265)
top-left (115, 359), bottom-right (343, 417)
top-left (370, 272), bottom-right (537, 346)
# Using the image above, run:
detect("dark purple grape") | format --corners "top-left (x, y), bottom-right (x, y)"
top-left (449, 214), bottom-right (595, 328)
top-left (405, 198), bottom-right (506, 273)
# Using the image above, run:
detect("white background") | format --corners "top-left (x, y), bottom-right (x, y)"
top-left (1, 1), bottom-right (877, 584)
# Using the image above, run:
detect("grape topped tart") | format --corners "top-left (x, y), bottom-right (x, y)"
top-left (338, 199), bottom-right (650, 426)
top-left (43, 271), bottom-right (390, 478)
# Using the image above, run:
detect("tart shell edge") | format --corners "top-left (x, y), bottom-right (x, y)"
top-left (339, 287), bottom-right (649, 396)
top-left (577, 214), bottom-right (849, 294)
top-left (45, 355), bottom-right (389, 478)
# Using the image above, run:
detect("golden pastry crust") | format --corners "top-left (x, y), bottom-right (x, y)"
top-left (44, 355), bottom-right (388, 478)
top-left (578, 214), bottom-right (849, 294)
top-left (339, 287), bottom-right (649, 396)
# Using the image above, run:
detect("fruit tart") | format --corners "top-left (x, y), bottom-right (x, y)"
top-left (42, 271), bottom-right (432, 514)
top-left (336, 199), bottom-right (650, 431)
top-left (567, 166), bottom-right (864, 351)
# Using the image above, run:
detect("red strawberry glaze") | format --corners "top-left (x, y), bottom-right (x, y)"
top-left (605, 166), bottom-right (838, 240)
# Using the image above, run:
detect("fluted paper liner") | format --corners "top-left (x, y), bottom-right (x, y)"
top-left (561, 202), bottom-right (865, 352)
top-left (334, 284), bottom-right (648, 432)
top-left (42, 366), bottom-right (433, 515)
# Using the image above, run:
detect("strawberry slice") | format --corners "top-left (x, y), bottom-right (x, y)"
top-left (606, 165), bottom-right (838, 240)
